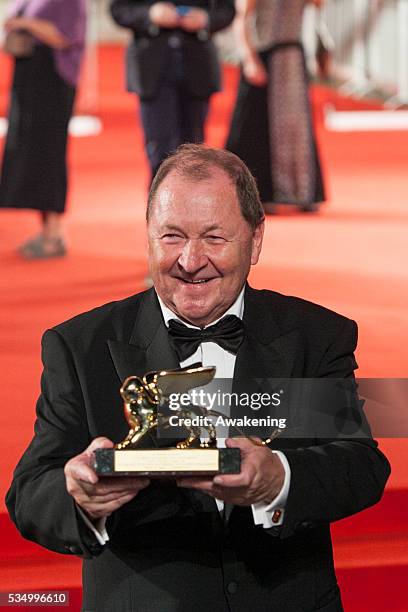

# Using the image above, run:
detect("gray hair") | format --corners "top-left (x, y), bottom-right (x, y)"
top-left (147, 144), bottom-right (264, 230)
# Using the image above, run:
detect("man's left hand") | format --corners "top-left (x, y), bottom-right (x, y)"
top-left (177, 437), bottom-right (285, 505)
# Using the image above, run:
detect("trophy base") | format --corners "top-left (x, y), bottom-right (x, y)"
top-left (94, 447), bottom-right (241, 477)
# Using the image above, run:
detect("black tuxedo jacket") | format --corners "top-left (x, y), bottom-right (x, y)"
top-left (6, 287), bottom-right (390, 612)
top-left (110, 0), bottom-right (235, 99)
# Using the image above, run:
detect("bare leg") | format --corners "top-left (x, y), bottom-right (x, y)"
top-left (42, 211), bottom-right (64, 242)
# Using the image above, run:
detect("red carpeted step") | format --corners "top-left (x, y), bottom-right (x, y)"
top-left (337, 565), bottom-right (408, 612)
top-left (331, 488), bottom-right (408, 538)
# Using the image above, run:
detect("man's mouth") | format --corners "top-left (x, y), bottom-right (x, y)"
top-left (177, 277), bottom-right (215, 285)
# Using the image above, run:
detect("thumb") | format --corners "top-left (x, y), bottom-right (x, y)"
top-left (78, 438), bottom-right (114, 481)
top-left (225, 437), bottom-right (255, 451)
top-left (65, 438), bottom-right (112, 486)
top-left (85, 437), bottom-right (114, 456)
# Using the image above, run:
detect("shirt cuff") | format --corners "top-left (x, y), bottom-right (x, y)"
top-left (76, 505), bottom-right (109, 545)
top-left (251, 451), bottom-right (291, 528)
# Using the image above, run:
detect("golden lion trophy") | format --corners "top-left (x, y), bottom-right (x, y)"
top-left (94, 365), bottom-right (241, 477)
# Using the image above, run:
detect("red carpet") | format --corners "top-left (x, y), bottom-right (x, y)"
top-left (0, 45), bottom-right (407, 611)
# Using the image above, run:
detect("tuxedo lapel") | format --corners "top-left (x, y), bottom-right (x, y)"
top-left (108, 289), bottom-right (179, 384)
top-left (234, 285), bottom-right (299, 382)
top-left (107, 341), bottom-right (148, 385)
top-left (230, 286), bottom-right (302, 442)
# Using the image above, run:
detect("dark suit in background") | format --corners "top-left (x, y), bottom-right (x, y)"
top-left (109, 1), bottom-right (235, 177)
top-left (6, 286), bottom-right (390, 611)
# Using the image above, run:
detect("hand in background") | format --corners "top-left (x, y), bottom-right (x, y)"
top-left (176, 437), bottom-right (285, 506)
top-left (179, 8), bottom-right (208, 32)
top-left (242, 56), bottom-right (268, 87)
top-left (149, 2), bottom-right (180, 29)
top-left (64, 437), bottom-right (150, 520)
top-left (4, 16), bottom-right (69, 48)
top-left (4, 17), bottom-right (29, 32)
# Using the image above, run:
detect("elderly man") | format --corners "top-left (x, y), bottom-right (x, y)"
top-left (7, 145), bottom-right (390, 612)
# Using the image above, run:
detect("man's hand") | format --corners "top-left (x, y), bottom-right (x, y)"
top-left (176, 437), bottom-right (285, 505)
top-left (179, 8), bottom-right (208, 32)
top-left (149, 2), bottom-right (180, 29)
top-left (64, 437), bottom-right (150, 520)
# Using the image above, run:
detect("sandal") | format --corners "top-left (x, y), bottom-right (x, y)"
top-left (19, 235), bottom-right (67, 260)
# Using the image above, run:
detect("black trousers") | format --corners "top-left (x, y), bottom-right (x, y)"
top-left (139, 47), bottom-right (209, 179)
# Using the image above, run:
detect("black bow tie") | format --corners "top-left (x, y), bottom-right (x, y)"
top-left (168, 315), bottom-right (244, 362)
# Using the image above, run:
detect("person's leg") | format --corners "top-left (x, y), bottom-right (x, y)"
top-left (42, 211), bottom-right (64, 241)
top-left (139, 80), bottom-right (181, 180)
top-left (179, 90), bottom-right (209, 145)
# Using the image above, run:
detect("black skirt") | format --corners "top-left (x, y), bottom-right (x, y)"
top-left (0, 45), bottom-right (76, 213)
top-left (226, 42), bottom-right (325, 207)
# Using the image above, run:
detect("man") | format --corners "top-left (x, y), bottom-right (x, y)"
top-left (109, 0), bottom-right (235, 178)
top-left (7, 145), bottom-right (390, 611)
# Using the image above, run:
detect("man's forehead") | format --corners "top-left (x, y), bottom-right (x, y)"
top-left (150, 170), bottom-right (238, 218)
top-left (157, 166), bottom-right (235, 192)
top-left (147, 166), bottom-right (244, 229)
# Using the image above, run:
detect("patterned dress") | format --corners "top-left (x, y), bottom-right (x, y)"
top-left (226, 0), bottom-right (325, 208)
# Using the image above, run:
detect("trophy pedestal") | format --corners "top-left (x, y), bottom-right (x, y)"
top-left (94, 447), bottom-right (240, 477)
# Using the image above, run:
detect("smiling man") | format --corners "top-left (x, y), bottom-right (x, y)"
top-left (7, 145), bottom-right (390, 612)
top-left (146, 149), bottom-right (263, 327)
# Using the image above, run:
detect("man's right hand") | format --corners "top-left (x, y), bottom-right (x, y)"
top-left (64, 437), bottom-right (150, 520)
top-left (149, 2), bottom-right (180, 29)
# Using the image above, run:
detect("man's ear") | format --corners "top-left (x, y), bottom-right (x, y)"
top-left (251, 221), bottom-right (264, 266)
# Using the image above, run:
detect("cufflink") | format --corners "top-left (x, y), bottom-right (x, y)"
top-left (272, 509), bottom-right (282, 524)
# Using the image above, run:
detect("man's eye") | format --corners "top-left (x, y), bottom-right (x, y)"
top-left (162, 234), bottom-right (184, 242)
top-left (206, 235), bottom-right (225, 243)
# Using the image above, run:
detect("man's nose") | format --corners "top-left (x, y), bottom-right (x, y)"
top-left (178, 240), bottom-right (207, 273)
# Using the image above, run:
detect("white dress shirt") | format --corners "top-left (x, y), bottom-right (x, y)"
top-left (80, 288), bottom-right (291, 544)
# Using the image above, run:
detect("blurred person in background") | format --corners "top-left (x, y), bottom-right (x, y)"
top-left (0, 0), bottom-right (87, 259)
top-left (226, 0), bottom-right (325, 214)
top-left (110, 0), bottom-right (235, 181)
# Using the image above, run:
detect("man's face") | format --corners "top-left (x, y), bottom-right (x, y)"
top-left (147, 168), bottom-right (264, 327)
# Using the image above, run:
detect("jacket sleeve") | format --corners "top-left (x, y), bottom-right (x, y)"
top-left (278, 318), bottom-right (391, 539)
top-left (5, 330), bottom-right (105, 559)
top-left (109, 0), bottom-right (152, 34)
